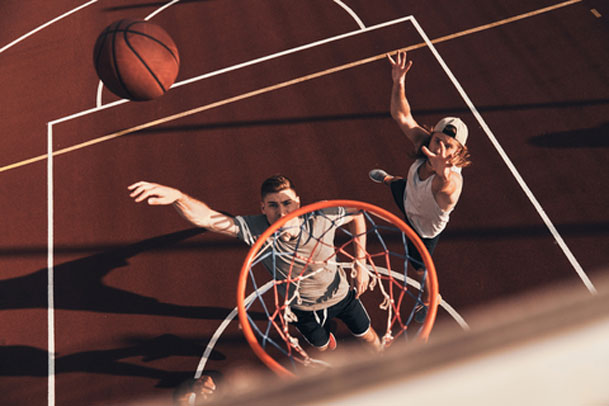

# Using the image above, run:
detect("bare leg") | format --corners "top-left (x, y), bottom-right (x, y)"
top-left (358, 327), bottom-right (382, 351)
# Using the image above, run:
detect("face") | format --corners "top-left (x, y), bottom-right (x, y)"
top-left (429, 132), bottom-right (462, 156)
top-left (260, 188), bottom-right (301, 225)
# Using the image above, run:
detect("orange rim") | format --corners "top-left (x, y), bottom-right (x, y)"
top-left (236, 200), bottom-right (439, 377)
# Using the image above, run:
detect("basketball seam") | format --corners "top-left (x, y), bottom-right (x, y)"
top-left (93, 25), bottom-right (111, 70)
top-left (111, 22), bottom-right (135, 100)
top-left (124, 22), bottom-right (175, 93)
top-left (122, 30), bottom-right (169, 95)
top-left (103, 28), bottom-right (179, 62)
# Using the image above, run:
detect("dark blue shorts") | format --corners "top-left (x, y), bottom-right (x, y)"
top-left (390, 178), bottom-right (440, 270)
top-left (291, 289), bottom-right (370, 347)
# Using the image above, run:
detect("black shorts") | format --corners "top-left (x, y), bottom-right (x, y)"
top-left (390, 179), bottom-right (440, 270)
top-left (291, 289), bottom-right (370, 347)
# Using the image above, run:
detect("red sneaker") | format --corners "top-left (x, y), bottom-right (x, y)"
top-left (327, 333), bottom-right (337, 351)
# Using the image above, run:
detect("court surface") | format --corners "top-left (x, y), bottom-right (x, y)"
top-left (1, 0), bottom-right (608, 404)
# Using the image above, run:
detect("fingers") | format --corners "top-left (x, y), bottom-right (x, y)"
top-left (421, 145), bottom-right (434, 157)
top-left (128, 181), bottom-right (162, 204)
top-left (439, 141), bottom-right (446, 157)
top-left (354, 265), bottom-right (370, 298)
top-left (404, 59), bottom-right (413, 72)
top-left (387, 50), bottom-right (409, 67)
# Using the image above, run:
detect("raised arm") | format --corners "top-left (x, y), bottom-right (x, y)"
top-left (388, 51), bottom-right (430, 152)
top-left (128, 181), bottom-right (239, 237)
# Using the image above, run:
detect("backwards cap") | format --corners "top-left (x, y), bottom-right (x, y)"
top-left (433, 117), bottom-right (468, 146)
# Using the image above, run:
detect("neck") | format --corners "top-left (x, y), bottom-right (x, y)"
top-left (418, 159), bottom-right (435, 180)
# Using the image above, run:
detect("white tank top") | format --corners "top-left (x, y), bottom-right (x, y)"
top-left (404, 159), bottom-right (462, 239)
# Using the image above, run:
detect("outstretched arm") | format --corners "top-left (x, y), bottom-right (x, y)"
top-left (128, 181), bottom-right (239, 237)
top-left (388, 50), bottom-right (430, 152)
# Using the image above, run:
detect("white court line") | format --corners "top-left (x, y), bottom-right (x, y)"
top-left (194, 280), bottom-right (275, 378)
top-left (332, 0), bottom-right (366, 29)
top-left (409, 16), bottom-right (597, 295)
top-left (17, 5), bottom-right (105, 406)
top-left (195, 265), bottom-right (469, 378)
top-left (145, 0), bottom-right (181, 21)
top-left (42, 2), bottom-right (592, 398)
top-left (47, 124), bottom-right (55, 406)
top-left (95, 0), bottom-right (365, 106)
top-left (0, 0), bottom-right (98, 54)
top-left (95, 15), bottom-right (407, 107)
top-left (88, 16), bottom-right (412, 114)
top-left (171, 16), bottom-right (412, 88)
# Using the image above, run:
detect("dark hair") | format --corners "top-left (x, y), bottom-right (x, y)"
top-left (260, 174), bottom-right (296, 198)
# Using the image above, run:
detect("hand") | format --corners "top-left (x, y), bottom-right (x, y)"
top-left (352, 259), bottom-right (370, 298)
top-left (192, 375), bottom-right (216, 399)
top-left (128, 181), bottom-right (182, 205)
top-left (387, 50), bottom-right (413, 85)
top-left (421, 143), bottom-right (455, 180)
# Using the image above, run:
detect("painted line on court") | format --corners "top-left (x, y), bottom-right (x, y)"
top-left (145, 0), bottom-right (181, 21)
top-left (47, 123), bottom-right (55, 406)
top-left (195, 265), bottom-right (469, 377)
top-left (170, 15), bottom-right (412, 89)
top-left (410, 15), bottom-right (597, 295)
top-left (2, 0), bottom-right (582, 174)
top-left (0, 0), bottom-right (98, 54)
top-left (95, 0), bottom-right (364, 106)
top-left (332, 0), bottom-right (366, 29)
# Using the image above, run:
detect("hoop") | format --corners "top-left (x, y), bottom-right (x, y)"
top-left (236, 200), bottom-right (439, 377)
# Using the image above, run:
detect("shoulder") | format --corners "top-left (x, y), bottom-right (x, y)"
top-left (234, 215), bottom-right (269, 245)
top-left (412, 126), bottom-right (432, 153)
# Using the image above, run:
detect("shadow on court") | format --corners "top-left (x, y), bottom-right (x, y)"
top-left (0, 228), bottom-right (235, 319)
top-left (102, 0), bottom-right (216, 12)
top-left (529, 121), bottom-right (609, 149)
top-left (0, 334), bottom-right (227, 387)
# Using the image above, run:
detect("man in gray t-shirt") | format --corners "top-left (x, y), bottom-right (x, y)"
top-left (129, 174), bottom-right (381, 351)
top-left (235, 207), bottom-right (350, 312)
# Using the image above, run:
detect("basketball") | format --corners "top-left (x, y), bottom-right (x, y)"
top-left (93, 19), bottom-right (180, 101)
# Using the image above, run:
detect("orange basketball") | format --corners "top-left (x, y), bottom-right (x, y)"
top-left (93, 19), bottom-right (180, 101)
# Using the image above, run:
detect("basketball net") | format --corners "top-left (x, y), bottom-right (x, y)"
top-left (236, 200), bottom-right (439, 377)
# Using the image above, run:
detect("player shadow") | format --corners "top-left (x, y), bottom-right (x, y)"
top-left (528, 121), bottom-right (609, 148)
top-left (0, 228), bottom-right (239, 319)
top-left (0, 333), bottom-right (232, 387)
top-left (103, 0), bottom-right (216, 12)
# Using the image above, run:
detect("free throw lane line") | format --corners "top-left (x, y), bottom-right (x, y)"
top-left (1, 0), bottom-right (583, 174)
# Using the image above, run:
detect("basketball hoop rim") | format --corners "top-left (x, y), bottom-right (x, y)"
top-left (236, 199), bottom-right (439, 378)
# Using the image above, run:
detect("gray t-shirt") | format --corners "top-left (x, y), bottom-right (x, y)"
top-left (235, 207), bottom-right (350, 311)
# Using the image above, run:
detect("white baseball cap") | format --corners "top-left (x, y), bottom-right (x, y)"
top-left (433, 117), bottom-right (468, 146)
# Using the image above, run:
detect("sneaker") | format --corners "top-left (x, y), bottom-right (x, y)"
top-left (414, 304), bottom-right (428, 323)
top-left (369, 169), bottom-right (391, 184)
top-left (327, 332), bottom-right (337, 351)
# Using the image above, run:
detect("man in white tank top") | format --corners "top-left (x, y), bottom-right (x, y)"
top-left (369, 51), bottom-right (472, 322)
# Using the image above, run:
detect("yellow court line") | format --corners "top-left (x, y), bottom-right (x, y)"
top-left (0, 0), bottom-right (581, 174)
